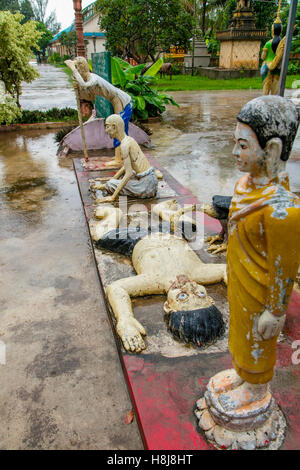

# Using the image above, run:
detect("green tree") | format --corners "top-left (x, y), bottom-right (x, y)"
top-left (32, 21), bottom-right (53, 61)
top-left (0, 0), bottom-right (20, 13)
top-left (20, 0), bottom-right (35, 23)
top-left (96, 0), bottom-right (195, 63)
top-left (59, 30), bottom-right (77, 57)
top-left (0, 11), bottom-right (41, 107)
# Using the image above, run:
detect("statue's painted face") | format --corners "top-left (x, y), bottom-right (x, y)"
top-left (105, 121), bottom-right (116, 138)
top-left (164, 279), bottom-right (213, 314)
top-left (233, 122), bottom-right (266, 176)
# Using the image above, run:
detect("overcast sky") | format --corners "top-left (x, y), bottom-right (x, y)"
top-left (47, 0), bottom-right (93, 31)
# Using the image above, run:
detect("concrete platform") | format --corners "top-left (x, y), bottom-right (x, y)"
top-left (74, 156), bottom-right (300, 450)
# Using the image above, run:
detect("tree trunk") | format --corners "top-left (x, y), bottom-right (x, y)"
top-left (202, 0), bottom-right (207, 35)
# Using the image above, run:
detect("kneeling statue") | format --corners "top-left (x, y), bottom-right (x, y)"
top-left (94, 114), bottom-right (158, 203)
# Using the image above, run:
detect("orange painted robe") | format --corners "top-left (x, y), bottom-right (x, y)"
top-left (227, 173), bottom-right (300, 384)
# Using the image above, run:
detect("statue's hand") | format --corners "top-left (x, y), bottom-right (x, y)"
top-left (257, 309), bottom-right (286, 340)
top-left (96, 195), bottom-right (115, 204)
top-left (116, 318), bottom-right (146, 353)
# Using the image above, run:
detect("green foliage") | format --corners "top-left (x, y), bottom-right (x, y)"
top-left (204, 36), bottom-right (220, 57)
top-left (96, 0), bottom-right (195, 64)
top-left (0, 0), bottom-right (20, 13)
top-left (0, 95), bottom-right (22, 125)
top-left (20, 0), bottom-right (34, 23)
top-left (288, 61), bottom-right (300, 75)
top-left (48, 52), bottom-right (70, 65)
top-left (32, 21), bottom-right (53, 59)
top-left (144, 58), bottom-right (164, 77)
top-left (59, 30), bottom-right (77, 57)
top-left (281, 3), bottom-right (300, 54)
top-left (17, 107), bottom-right (77, 125)
top-left (154, 73), bottom-right (300, 91)
top-left (0, 11), bottom-right (41, 106)
top-left (111, 57), bottom-right (179, 121)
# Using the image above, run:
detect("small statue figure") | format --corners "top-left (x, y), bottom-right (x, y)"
top-left (196, 95), bottom-right (300, 450)
top-left (96, 202), bottom-right (227, 353)
top-left (261, 2), bottom-right (284, 95)
top-left (237, 0), bottom-right (250, 10)
top-left (91, 114), bottom-right (158, 203)
top-left (65, 57), bottom-right (133, 168)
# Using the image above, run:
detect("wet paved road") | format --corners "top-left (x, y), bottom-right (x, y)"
top-left (0, 64), bottom-right (299, 449)
top-left (20, 63), bottom-right (76, 111)
top-left (150, 89), bottom-right (300, 202)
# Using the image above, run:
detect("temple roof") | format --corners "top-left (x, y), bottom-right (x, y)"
top-left (49, 1), bottom-right (103, 44)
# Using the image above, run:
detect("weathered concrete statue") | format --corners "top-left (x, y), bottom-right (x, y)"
top-left (92, 114), bottom-right (158, 203)
top-left (96, 201), bottom-right (227, 353)
top-left (65, 57), bottom-right (132, 167)
top-left (261, 4), bottom-right (284, 95)
top-left (196, 96), bottom-right (300, 450)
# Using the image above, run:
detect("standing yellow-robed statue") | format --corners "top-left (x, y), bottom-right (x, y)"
top-left (196, 95), bottom-right (300, 450)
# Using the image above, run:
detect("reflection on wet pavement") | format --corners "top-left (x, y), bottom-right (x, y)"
top-left (150, 90), bottom-right (300, 201)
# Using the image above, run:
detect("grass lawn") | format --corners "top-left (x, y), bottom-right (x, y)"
top-left (154, 74), bottom-right (300, 91)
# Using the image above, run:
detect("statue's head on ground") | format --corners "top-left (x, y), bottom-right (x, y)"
top-left (234, 96), bottom-right (299, 180)
top-left (74, 56), bottom-right (91, 82)
top-left (105, 114), bottom-right (125, 139)
top-left (164, 275), bottom-right (225, 347)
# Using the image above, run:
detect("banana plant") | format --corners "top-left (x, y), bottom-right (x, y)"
top-left (111, 56), bottom-right (179, 121)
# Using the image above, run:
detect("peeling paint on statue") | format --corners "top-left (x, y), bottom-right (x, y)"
top-left (196, 95), bottom-right (300, 450)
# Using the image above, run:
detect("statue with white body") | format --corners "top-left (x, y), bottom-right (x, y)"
top-left (92, 114), bottom-right (158, 203)
top-left (65, 57), bottom-right (133, 168)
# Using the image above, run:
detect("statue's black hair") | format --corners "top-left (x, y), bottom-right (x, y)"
top-left (237, 96), bottom-right (300, 162)
top-left (167, 305), bottom-right (225, 347)
top-left (272, 23), bottom-right (282, 54)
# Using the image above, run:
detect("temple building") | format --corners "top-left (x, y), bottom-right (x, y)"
top-left (48, 2), bottom-right (106, 59)
top-left (216, 1), bottom-right (267, 70)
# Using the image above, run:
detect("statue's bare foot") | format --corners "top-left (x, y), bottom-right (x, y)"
top-left (90, 182), bottom-right (106, 191)
top-left (117, 318), bottom-right (146, 353)
top-left (207, 242), bottom-right (227, 255)
top-left (218, 381), bottom-right (269, 412)
top-left (210, 369), bottom-right (243, 395)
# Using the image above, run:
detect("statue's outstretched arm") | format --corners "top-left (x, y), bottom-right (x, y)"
top-left (261, 48), bottom-right (268, 61)
top-left (107, 274), bottom-right (165, 352)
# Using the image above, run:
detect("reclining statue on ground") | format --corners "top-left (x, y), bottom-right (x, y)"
top-left (95, 201), bottom-right (227, 353)
top-left (65, 57), bottom-right (133, 168)
top-left (91, 114), bottom-right (158, 203)
top-left (196, 95), bottom-right (300, 450)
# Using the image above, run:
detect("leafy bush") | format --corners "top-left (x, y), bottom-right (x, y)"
top-left (0, 95), bottom-right (22, 125)
top-left (18, 107), bottom-right (78, 123)
top-left (48, 52), bottom-right (64, 65)
top-left (1, 107), bottom-right (78, 125)
top-left (111, 56), bottom-right (179, 121)
top-left (288, 62), bottom-right (300, 75)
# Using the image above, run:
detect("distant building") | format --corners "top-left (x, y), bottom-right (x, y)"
top-left (48, 1), bottom-right (106, 59)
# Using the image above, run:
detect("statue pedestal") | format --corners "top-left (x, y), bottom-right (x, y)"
top-left (216, 8), bottom-right (267, 70)
top-left (184, 40), bottom-right (211, 69)
top-left (195, 369), bottom-right (287, 450)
